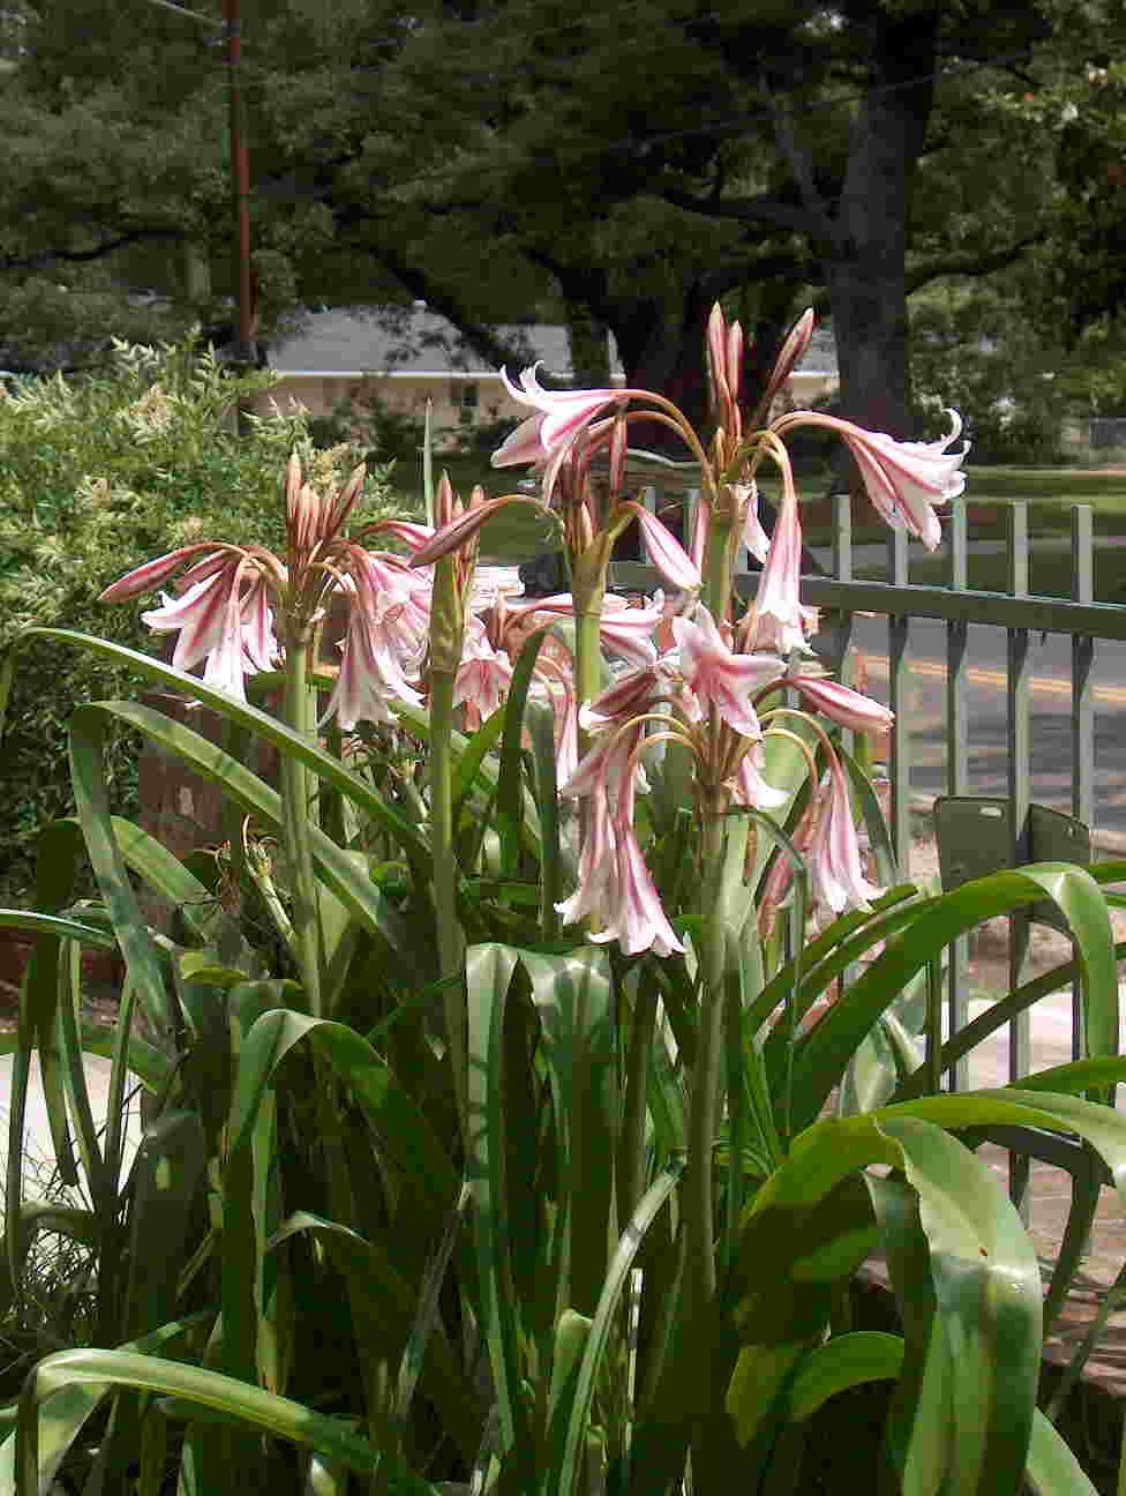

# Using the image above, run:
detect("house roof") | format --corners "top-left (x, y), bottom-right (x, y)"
top-left (267, 305), bottom-right (838, 381)
top-left (268, 306), bottom-right (615, 380)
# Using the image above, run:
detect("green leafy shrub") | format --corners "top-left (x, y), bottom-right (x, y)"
top-left (0, 339), bottom-right (394, 899)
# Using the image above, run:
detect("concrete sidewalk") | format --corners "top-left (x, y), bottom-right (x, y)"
top-left (0, 1054), bottom-right (142, 1203)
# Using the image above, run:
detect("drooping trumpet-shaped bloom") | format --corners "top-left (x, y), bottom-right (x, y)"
top-left (492, 364), bottom-right (628, 471)
top-left (808, 760), bottom-right (883, 916)
top-left (736, 481), bottom-right (771, 564)
top-left (672, 606), bottom-right (784, 740)
top-left (139, 556), bottom-right (279, 702)
top-left (775, 409), bottom-right (968, 552)
top-left (748, 483), bottom-right (816, 656)
top-left (325, 578), bottom-right (426, 730)
top-left (619, 501), bottom-right (701, 593)
top-left (558, 739), bottom-right (684, 957)
top-left (556, 790), bottom-right (617, 930)
top-left (731, 741), bottom-right (788, 811)
top-left (784, 673), bottom-right (893, 735)
top-left (596, 594), bottom-right (666, 668)
top-left (591, 805), bottom-right (685, 957)
top-left (454, 618), bottom-right (513, 719)
top-left (104, 455), bottom-right (442, 725)
top-left (503, 592), bottom-right (666, 670)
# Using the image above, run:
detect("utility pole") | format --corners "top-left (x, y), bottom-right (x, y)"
top-left (222, 0), bottom-right (255, 367)
top-left (141, 0), bottom-right (255, 367)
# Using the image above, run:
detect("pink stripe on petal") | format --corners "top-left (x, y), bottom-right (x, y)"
top-left (410, 496), bottom-right (546, 566)
top-left (98, 544), bottom-right (222, 602)
top-left (786, 674), bottom-right (893, 734)
top-left (620, 501), bottom-right (701, 592)
top-left (361, 519), bottom-right (436, 553)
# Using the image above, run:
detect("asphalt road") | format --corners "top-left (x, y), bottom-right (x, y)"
top-left (828, 614), bottom-right (1126, 846)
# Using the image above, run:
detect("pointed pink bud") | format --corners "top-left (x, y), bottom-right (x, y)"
top-left (326, 463), bottom-right (366, 536)
top-left (689, 495), bottom-right (711, 573)
top-left (785, 674), bottom-right (894, 735)
top-left (361, 519), bottom-right (436, 554)
top-left (608, 413), bottom-right (628, 496)
top-left (435, 471), bottom-right (457, 528)
top-left (706, 303), bottom-right (731, 410)
top-left (726, 317), bottom-right (744, 406)
top-left (619, 501), bottom-right (701, 592)
top-left (99, 544), bottom-right (226, 603)
top-left (760, 309), bottom-right (815, 415)
top-left (283, 452), bottom-right (303, 528)
top-left (409, 495), bottom-right (547, 567)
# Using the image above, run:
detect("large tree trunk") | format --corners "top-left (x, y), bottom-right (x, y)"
top-left (613, 284), bottom-right (714, 437)
top-left (562, 298), bottom-right (612, 388)
top-left (825, 5), bottom-right (940, 439)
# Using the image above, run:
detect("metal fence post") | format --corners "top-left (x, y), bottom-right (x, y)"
top-left (1006, 501), bottom-right (1032, 1215)
top-left (946, 498), bottom-right (970, 1090)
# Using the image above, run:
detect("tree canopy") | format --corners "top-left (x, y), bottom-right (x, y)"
top-left (2, 0), bottom-right (1124, 440)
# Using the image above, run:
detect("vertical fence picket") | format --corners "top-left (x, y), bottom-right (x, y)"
top-left (832, 492), bottom-right (856, 756)
top-left (686, 488), bottom-right (701, 571)
top-left (1071, 505), bottom-right (1095, 1063)
top-left (1007, 501), bottom-right (1032, 1214)
top-left (888, 528), bottom-right (911, 874)
top-left (946, 498), bottom-right (970, 1090)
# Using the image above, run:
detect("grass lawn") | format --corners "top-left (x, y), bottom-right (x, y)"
top-left (963, 465), bottom-right (1126, 509)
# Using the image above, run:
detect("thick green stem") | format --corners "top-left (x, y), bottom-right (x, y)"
top-left (571, 536), bottom-right (610, 740)
top-left (280, 628), bottom-right (323, 1015)
top-left (618, 972), bottom-right (659, 1232)
top-left (574, 605), bottom-right (604, 757)
top-left (702, 512), bottom-right (736, 621)
top-left (685, 807), bottom-right (728, 1318)
top-left (428, 667), bottom-right (467, 1141)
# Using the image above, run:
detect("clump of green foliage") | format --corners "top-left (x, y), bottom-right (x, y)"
top-left (0, 339), bottom-right (394, 900)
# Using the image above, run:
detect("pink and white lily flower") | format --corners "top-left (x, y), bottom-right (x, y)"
top-left (454, 618), bottom-right (513, 719)
top-left (141, 556), bottom-right (280, 704)
top-left (596, 595), bottom-right (664, 669)
top-left (808, 760), bottom-right (883, 916)
top-left (785, 673), bottom-right (893, 735)
top-left (556, 791), bottom-right (617, 930)
top-left (750, 485), bottom-right (816, 656)
top-left (326, 599), bottom-right (425, 730)
top-left (588, 774), bottom-right (685, 957)
top-left (322, 550), bottom-right (429, 729)
top-left (732, 741), bottom-right (788, 811)
top-left (504, 592), bottom-right (665, 670)
top-left (775, 409), bottom-right (968, 552)
top-left (672, 606), bottom-right (784, 740)
top-left (492, 364), bottom-right (628, 470)
top-left (558, 747), bottom-right (684, 957)
top-left (619, 501), bottom-right (701, 593)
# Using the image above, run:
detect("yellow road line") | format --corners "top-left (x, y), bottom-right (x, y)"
top-left (863, 655), bottom-right (1126, 707)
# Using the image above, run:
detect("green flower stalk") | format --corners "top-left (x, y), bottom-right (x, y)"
top-left (426, 473), bottom-right (484, 1141)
